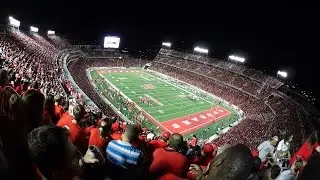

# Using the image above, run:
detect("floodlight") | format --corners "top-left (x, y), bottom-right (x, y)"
top-left (162, 42), bottom-right (171, 47)
top-left (228, 55), bottom-right (245, 63)
top-left (194, 46), bottom-right (209, 54)
top-left (47, 30), bottom-right (55, 35)
top-left (30, 26), bottom-right (39, 33)
top-left (277, 70), bottom-right (288, 78)
top-left (8, 16), bottom-right (20, 28)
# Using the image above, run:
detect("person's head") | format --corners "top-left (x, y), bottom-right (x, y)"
top-left (160, 131), bottom-right (171, 141)
top-left (99, 119), bottom-right (112, 138)
top-left (45, 95), bottom-right (55, 110)
top-left (54, 95), bottom-right (63, 105)
top-left (202, 144), bottom-right (214, 157)
top-left (284, 134), bottom-right (294, 143)
top-left (308, 131), bottom-right (320, 146)
top-left (22, 89), bottom-right (45, 132)
top-left (269, 165), bottom-right (281, 179)
top-left (71, 104), bottom-right (85, 121)
top-left (203, 144), bottom-right (253, 180)
top-left (27, 125), bottom-right (82, 179)
top-left (122, 124), bottom-right (139, 142)
top-left (8, 94), bottom-right (22, 121)
top-left (168, 133), bottom-right (184, 151)
top-left (296, 154), bottom-right (320, 179)
top-left (270, 136), bottom-right (279, 146)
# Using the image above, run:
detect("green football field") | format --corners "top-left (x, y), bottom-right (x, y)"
top-left (89, 69), bottom-right (238, 138)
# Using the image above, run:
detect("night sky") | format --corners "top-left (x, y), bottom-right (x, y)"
top-left (1, 2), bottom-right (319, 101)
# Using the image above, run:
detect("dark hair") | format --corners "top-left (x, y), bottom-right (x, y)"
top-left (8, 94), bottom-right (22, 121)
top-left (308, 131), bottom-right (320, 146)
top-left (168, 133), bottom-right (184, 150)
top-left (124, 124), bottom-right (139, 142)
top-left (22, 89), bottom-right (45, 132)
top-left (27, 125), bottom-right (69, 178)
top-left (31, 81), bottom-right (39, 89)
top-left (99, 119), bottom-right (112, 138)
top-left (270, 165), bottom-right (281, 179)
top-left (284, 134), bottom-right (293, 143)
top-left (72, 104), bottom-right (85, 121)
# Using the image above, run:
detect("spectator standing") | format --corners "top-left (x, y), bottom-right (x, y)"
top-left (149, 133), bottom-right (189, 179)
top-left (258, 136), bottom-right (279, 162)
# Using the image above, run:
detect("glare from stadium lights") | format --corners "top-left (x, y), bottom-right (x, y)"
top-left (30, 26), bottom-right (39, 33)
top-left (162, 42), bottom-right (171, 47)
top-left (47, 30), bottom-right (55, 35)
top-left (228, 55), bottom-right (245, 63)
top-left (8, 16), bottom-right (20, 28)
top-left (277, 70), bottom-right (288, 78)
top-left (194, 46), bottom-right (209, 54)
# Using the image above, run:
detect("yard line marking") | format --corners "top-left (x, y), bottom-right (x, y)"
top-left (140, 75), bottom-right (151, 81)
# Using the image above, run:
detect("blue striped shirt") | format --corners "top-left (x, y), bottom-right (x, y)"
top-left (106, 140), bottom-right (143, 169)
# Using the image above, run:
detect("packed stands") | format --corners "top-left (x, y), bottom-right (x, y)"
top-left (0, 26), bottom-right (319, 180)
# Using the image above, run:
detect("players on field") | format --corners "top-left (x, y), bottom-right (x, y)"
top-left (139, 96), bottom-right (153, 105)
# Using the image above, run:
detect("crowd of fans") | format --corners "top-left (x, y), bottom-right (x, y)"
top-left (0, 27), bottom-right (319, 180)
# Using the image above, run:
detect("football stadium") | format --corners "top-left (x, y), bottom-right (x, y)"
top-left (1, 14), bottom-right (320, 180)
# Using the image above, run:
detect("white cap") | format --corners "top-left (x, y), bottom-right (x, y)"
top-left (146, 133), bottom-right (155, 140)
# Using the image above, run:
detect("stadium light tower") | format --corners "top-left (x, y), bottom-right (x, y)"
top-left (277, 70), bottom-right (288, 79)
top-left (8, 16), bottom-right (20, 28)
top-left (194, 46), bottom-right (209, 54)
top-left (30, 26), bottom-right (39, 33)
top-left (47, 30), bottom-right (55, 35)
top-left (162, 42), bottom-right (171, 48)
top-left (228, 55), bottom-right (245, 63)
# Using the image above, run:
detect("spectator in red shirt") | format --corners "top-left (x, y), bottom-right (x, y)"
top-left (57, 104), bottom-right (87, 154)
top-left (54, 95), bottom-right (65, 120)
top-left (190, 144), bottom-right (217, 167)
top-left (88, 118), bottom-right (112, 151)
top-left (148, 131), bottom-right (171, 152)
top-left (149, 133), bottom-right (189, 179)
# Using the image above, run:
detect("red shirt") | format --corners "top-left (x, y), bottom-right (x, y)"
top-left (85, 125), bottom-right (95, 137)
top-left (290, 141), bottom-right (319, 164)
top-left (88, 128), bottom-right (110, 151)
top-left (57, 114), bottom-right (87, 152)
top-left (149, 139), bottom-right (167, 151)
top-left (54, 105), bottom-right (65, 120)
top-left (149, 148), bottom-right (189, 178)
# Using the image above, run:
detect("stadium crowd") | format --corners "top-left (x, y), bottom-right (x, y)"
top-left (0, 27), bottom-right (319, 180)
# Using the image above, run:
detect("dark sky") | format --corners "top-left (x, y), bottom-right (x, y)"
top-left (1, 2), bottom-right (320, 100)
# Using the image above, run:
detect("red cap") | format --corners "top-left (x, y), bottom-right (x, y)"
top-left (203, 144), bottom-right (214, 154)
top-left (161, 131), bottom-right (171, 140)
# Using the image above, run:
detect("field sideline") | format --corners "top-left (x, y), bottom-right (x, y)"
top-left (90, 69), bottom-right (237, 136)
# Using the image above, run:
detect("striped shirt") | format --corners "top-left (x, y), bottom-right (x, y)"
top-left (106, 140), bottom-right (143, 169)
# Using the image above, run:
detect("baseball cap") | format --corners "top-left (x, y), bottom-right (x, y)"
top-left (203, 144), bottom-right (214, 154)
top-left (161, 131), bottom-right (171, 140)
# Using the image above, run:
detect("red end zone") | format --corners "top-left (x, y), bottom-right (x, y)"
top-left (161, 107), bottom-right (230, 135)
